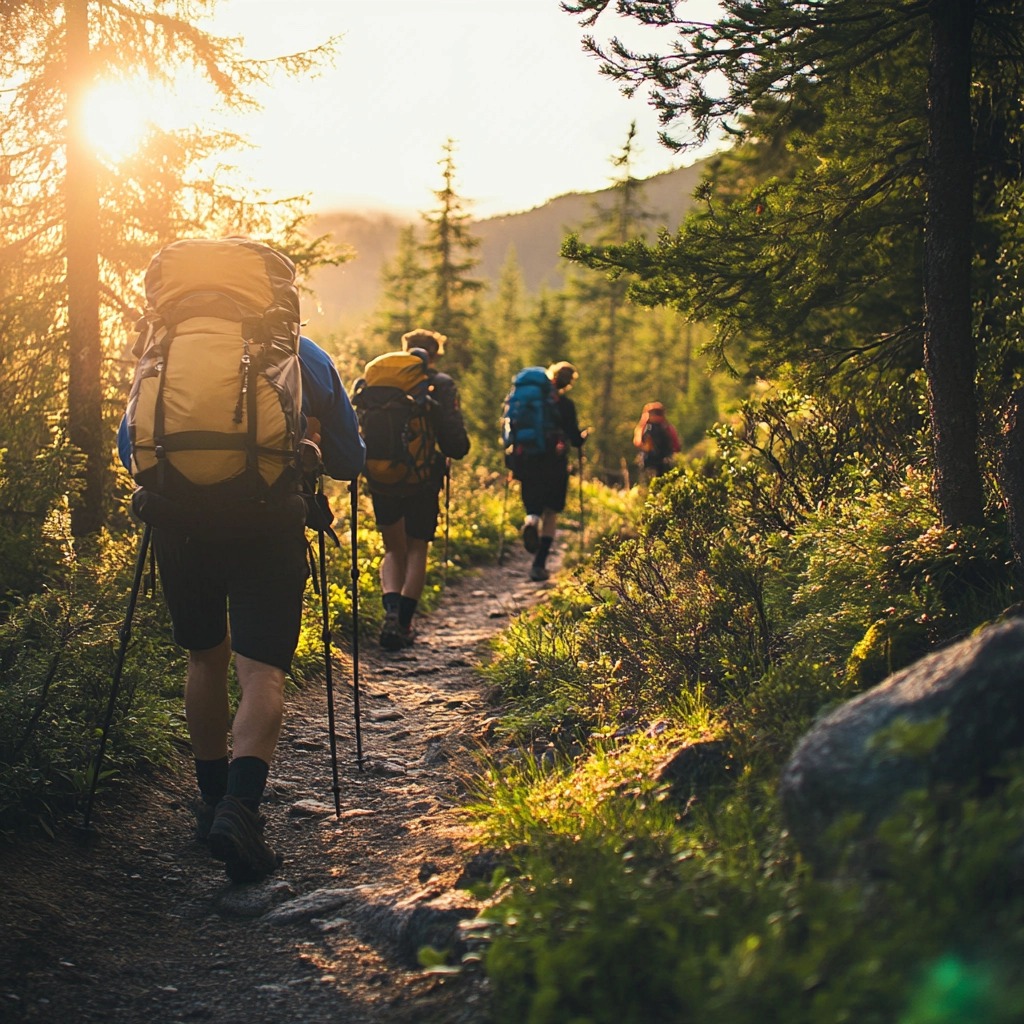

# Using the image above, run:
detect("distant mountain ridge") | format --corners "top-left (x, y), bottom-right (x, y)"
top-left (307, 161), bottom-right (706, 327)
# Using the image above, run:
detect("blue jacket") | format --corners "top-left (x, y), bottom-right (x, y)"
top-left (118, 337), bottom-right (365, 481)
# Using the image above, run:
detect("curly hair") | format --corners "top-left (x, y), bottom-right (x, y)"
top-left (547, 361), bottom-right (578, 390)
top-left (401, 328), bottom-right (447, 357)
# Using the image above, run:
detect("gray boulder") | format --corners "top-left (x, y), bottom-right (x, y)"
top-left (780, 619), bottom-right (1024, 870)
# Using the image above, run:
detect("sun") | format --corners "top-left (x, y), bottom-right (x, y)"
top-left (82, 80), bottom-right (150, 162)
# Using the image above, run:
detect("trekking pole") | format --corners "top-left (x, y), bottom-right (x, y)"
top-left (442, 458), bottom-right (452, 585)
top-left (579, 446), bottom-right (586, 561)
top-left (79, 524), bottom-right (153, 840)
top-left (497, 470), bottom-right (511, 565)
top-left (319, 528), bottom-right (342, 818)
top-left (350, 478), bottom-right (363, 770)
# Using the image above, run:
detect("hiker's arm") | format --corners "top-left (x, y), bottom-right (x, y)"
top-left (318, 382), bottom-right (365, 480)
top-left (299, 338), bottom-right (365, 481)
top-left (633, 417), bottom-right (646, 448)
top-left (117, 416), bottom-right (131, 473)
top-left (562, 398), bottom-right (585, 449)
top-left (668, 424), bottom-right (682, 453)
top-left (430, 375), bottom-right (470, 460)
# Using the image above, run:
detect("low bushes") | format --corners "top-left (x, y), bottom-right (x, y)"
top-left (473, 389), bottom-right (1022, 1022)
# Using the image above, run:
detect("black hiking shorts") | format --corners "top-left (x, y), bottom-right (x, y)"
top-left (153, 527), bottom-right (309, 672)
top-left (519, 456), bottom-right (570, 516)
top-left (370, 488), bottom-right (441, 542)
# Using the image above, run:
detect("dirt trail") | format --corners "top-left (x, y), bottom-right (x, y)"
top-left (0, 541), bottom-right (557, 1024)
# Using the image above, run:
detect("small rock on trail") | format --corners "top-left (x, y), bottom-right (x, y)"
top-left (215, 880), bottom-right (295, 918)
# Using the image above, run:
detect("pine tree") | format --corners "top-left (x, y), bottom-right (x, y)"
top-left (2, 1), bottom-right (339, 535)
top-left (376, 225), bottom-right (429, 349)
top-left (461, 249), bottom-right (527, 464)
top-left (529, 290), bottom-right (571, 368)
top-left (420, 139), bottom-right (484, 371)
top-left (564, 0), bottom-right (1024, 526)
top-left (493, 246), bottom-right (525, 354)
top-left (567, 123), bottom-right (651, 474)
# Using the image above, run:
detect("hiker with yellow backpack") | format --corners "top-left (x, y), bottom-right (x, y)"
top-left (353, 329), bottom-right (470, 651)
top-left (115, 238), bottom-right (364, 883)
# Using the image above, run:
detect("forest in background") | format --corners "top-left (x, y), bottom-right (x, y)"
top-left (312, 133), bottom-right (738, 482)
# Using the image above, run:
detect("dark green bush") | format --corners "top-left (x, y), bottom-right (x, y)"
top-left (483, 766), bottom-right (1024, 1024)
top-left (0, 528), bottom-right (183, 834)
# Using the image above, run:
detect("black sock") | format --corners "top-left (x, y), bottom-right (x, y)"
top-left (382, 591), bottom-right (400, 615)
top-left (534, 535), bottom-right (554, 567)
top-left (226, 756), bottom-right (269, 813)
top-left (398, 596), bottom-right (418, 628)
top-left (194, 756), bottom-right (229, 807)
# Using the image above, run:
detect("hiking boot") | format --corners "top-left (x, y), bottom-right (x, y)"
top-left (207, 796), bottom-right (280, 884)
top-left (396, 623), bottom-right (417, 648)
top-left (522, 516), bottom-right (540, 554)
top-left (529, 562), bottom-right (551, 582)
top-left (191, 798), bottom-right (216, 843)
top-left (379, 611), bottom-right (403, 651)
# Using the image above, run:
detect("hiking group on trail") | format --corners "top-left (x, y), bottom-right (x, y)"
top-left (98, 236), bottom-right (676, 886)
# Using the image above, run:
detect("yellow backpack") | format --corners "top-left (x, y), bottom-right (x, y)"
top-left (352, 350), bottom-right (438, 493)
top-left (126, 238), bottom-right (304, 533)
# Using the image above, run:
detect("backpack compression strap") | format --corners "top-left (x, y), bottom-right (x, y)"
top-left (138, 327), bottom-right (294, 498)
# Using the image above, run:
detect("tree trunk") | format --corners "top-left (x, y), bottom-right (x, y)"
top-left (1000, 387), bottom-right (1024, 576)
top-left (597, 288), bottom-right (620, 474)
top-left (65, 0), bottom-right (105, 536)
top-left (682, 321), bottom-right (692, 396)
top-left (923, 0), bottom-right (984, 528)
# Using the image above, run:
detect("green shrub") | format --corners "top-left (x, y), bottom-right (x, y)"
top-left (478, 756), bottom-right (1024, 1024)
top-left (475, 387), bottom-right (1022, 1022)
top-left (0, 527), bottom-right (183, 834)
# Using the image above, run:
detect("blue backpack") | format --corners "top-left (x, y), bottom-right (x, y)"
top-left (502, 367), bottom-right (560, 465)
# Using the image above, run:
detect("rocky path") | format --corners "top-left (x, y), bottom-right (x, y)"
top-left (0, 542), bottom-right (557, 1024)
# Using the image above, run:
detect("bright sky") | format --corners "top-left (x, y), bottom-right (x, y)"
top-left (90, 0), bottom-right (723, 220)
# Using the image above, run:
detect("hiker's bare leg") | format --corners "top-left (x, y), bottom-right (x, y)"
top-left (402, 538), bottom-right (429, 601)
top-left (541, 509), bottom-right (558, 539)
top-left (185, 635), bottom-right (231, 760)
top-left (379, 519), bottom-right (409, 594)
top-left (231, 654), bottom-right (285, 764)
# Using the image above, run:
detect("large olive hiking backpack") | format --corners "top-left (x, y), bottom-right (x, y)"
top-left (126, 237), bottom-right (305, 535)
top-left (501, 366), bottom-right (562, 472)
top-left (352, 349), bottom-right (438, 495)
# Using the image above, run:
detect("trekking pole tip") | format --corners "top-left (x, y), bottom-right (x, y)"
top-left (73, 821), bottom-right (98, 848)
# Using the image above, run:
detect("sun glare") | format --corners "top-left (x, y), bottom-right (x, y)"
top-left (82, 81), bottom-right (150, 162)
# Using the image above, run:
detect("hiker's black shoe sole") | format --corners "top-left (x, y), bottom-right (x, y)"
top-left (380, 612), bottom-right (403, 651)
top-left (191, 799), bottom-right (216, 844)
top-left (379, 629), bottom-right (404, 651)
top-left (523, 522), bottom-right (540, 554)
top-left (208, 796), bottom-right (279, 884)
